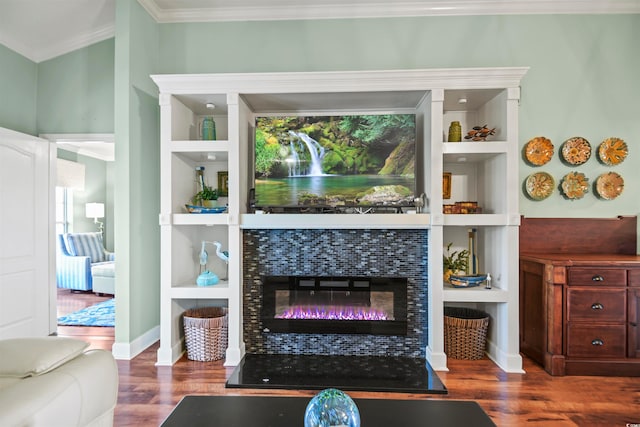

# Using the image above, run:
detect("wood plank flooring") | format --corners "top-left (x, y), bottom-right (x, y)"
top-left (56, 291), bottom-right (640, 426)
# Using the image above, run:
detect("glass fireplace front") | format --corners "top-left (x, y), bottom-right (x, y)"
top-left (261, 276), bottom-right (408, 335)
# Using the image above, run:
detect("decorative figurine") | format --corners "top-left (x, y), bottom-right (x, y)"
top-left (196, 241), bottom-right (229, 285)
top-left (465, 125), bottom-right (496, 141)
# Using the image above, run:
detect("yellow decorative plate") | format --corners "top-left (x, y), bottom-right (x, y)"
top-left (596, 172), bottom-right (624, 200)
top-left (561, 172), bottom-right (589, 200)
top-left (524, 136), bottom-right (554, 166)
top-left (561, 137), bottom-right (591, 165)
top-left (525, 172), bottom-right (555, 200)
top-left (598, 137), bottom-right (628, 166)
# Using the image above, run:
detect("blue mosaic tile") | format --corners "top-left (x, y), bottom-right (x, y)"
top-left (242, 229), bottom-right (428, 358)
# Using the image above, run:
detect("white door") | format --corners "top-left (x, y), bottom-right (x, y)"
top-left (0, 127), bottom-right (51, 338)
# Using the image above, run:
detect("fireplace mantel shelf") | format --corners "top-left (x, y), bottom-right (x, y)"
top-left (240, 213), bottom-right (431, 229)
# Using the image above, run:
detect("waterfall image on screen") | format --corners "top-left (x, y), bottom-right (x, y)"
top-left (254, 114), bottom-right (416, 208)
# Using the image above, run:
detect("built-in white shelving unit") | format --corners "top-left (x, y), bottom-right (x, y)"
top-left (153, 67), bottom-right (527, 372)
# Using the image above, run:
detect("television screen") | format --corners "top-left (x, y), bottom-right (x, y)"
top-left (253, 114), bottom-right (416, 211)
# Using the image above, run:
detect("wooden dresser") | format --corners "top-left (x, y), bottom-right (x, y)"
top-left (519, 216), bottom-right (640, 376)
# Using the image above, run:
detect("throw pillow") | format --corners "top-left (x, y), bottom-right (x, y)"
top-left (0, 337), bottom-right (89, 378)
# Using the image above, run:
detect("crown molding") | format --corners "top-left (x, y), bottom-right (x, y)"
top-left (0, 23), bottom-right (114, 63)
top-left (35, 24), bottom-right (115, 63)
top-left (138, 0), bottom-right (640, 23)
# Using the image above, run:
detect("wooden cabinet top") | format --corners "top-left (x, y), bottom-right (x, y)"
top-left (520, 253), bottom-right (640, 267)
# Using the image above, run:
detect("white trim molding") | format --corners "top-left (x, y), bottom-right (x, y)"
top-left (138, 0), bottom-right (640, 23)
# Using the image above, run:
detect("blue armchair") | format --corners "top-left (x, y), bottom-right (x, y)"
top-left (56, 232), bottom-right (115, 293)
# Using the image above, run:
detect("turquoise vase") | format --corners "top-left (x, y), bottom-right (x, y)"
top-left (201, 116), bottom-right (216, 140)
top-left (304, 388), bottom-right (360, 427)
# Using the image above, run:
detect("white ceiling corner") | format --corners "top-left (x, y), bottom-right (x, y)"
top-left (0, 0), bottom-right (115, 63)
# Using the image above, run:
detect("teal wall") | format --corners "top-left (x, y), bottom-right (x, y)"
top-left (37, 38), bottom-right (115, 134)
top-left (114, 0), bottom-right (160, 343)
top-left (158, 14), bottom-right (640, 219)
top-left (0, 44), bottom-right (37, 134)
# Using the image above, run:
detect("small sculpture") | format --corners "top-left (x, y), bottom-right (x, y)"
top-left (465, 125), bottom-right (496, 141)
top-left (196, 240), bottom-right (229, 286)
top-left (212, 241), bottom-right (229, 263)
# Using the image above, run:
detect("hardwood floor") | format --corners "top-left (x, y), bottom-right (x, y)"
top-left (56, 288), bottom-right (114, 351)
top-left (56, 291), bottom-right (640, 426)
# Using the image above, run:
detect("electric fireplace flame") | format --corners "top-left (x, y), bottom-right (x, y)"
top-left (262, 276), bottom-right (408, 335)
top-left (276, 305), bottom-right (390, 321)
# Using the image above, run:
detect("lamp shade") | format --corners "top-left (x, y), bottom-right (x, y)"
top-left (85, 202), bottom-right (105, 219)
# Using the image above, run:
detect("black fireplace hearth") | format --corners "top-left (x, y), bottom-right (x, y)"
top-left (226, 353), bottom-right (447, 394)
top-left (261, 276), bottom-right (408, 335)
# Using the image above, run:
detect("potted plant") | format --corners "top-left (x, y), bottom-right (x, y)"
top-left (443, 243), bottom-right (468, 283)
top-left (192, 184), bottom-right (219, 207)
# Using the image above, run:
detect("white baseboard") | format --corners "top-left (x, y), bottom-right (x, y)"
top-left (111, 325), bottom-right (160, 360)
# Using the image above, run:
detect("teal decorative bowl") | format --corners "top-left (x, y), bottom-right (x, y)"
top-left (449, 274), bottom-right (488, 288)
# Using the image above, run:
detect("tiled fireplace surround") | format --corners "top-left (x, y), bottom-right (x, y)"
top-left (242, 228), bottom-right (428, 358)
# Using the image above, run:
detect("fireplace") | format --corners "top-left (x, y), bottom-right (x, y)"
top-left (261, 276), bottom-right (408, 335)
top-left (243, 228), bottom-right (427, 358)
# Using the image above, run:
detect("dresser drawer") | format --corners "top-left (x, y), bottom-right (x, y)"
top-left (567, 324), bottom-right (626, 358)
top-left (568, 268), bottom-right (626, 286)
top-left (566, 288), bottom-right (626, 322)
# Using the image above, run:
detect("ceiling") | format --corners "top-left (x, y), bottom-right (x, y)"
top-left (0, 0), bottom-right (638, 63)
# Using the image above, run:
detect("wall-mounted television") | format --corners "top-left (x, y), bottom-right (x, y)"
top-left (253, 114), bottom-right (416, 212)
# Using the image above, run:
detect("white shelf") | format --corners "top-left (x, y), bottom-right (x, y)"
top-left (172, 213), bottom-right (229, 225)
top-left (170, 140), bottom-right (230, 152)
top-left (442, 141), bottom-right (508, 154)
top-left (442, 214), bottom-right (509, 226)
top-left (241, 213), bottom-right (430, 229)
top-left (443, 285), bottom-right (509, 303)
top-left (169, 281), bottom-right (230, 299)
top-left (170, 140), bottom-right (230, 162)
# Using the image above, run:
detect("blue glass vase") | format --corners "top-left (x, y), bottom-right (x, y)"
top-left (304, 388), bottom-right (360, 427)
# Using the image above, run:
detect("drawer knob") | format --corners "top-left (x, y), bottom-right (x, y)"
top-left (591, 302), bottom-right (604, 310)
top-left (591, 275), bottom-right (604, 282)
top-left (591, 339), bottom-right (604, 346)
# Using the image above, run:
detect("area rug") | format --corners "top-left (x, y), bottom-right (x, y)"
top-left (226, 354), bottom-right (447, 394)
top-left (57, 299), bottom-right (115, 327)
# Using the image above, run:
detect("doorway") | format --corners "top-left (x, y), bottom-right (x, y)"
top-left (44, 133), bottom-right (115, 348)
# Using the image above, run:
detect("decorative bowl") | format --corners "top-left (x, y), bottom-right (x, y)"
top-left (185, 204), bottom-right (227, 214)
top-left (449, 274), bottom-right (488, 288)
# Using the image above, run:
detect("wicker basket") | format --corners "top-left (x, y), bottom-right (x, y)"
top-left (443, 307), bottom-right (489, 360)
top-left (183, 307), bottom-right (228, 361)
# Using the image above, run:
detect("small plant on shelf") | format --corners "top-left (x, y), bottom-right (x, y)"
top-left (443, 242), bottom-right (468, 283)
top-left (192, 184), bottom-right (219, 207)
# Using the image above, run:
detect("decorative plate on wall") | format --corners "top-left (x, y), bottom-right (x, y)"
top-left (525, 172), bottom-right (555, 200)
top-left (560, 172), bottom-right (589, 200)
top-left (595, 172), bottom-right (624, 200)
top-left (524, 136), bottom-right (554, 166)
top-left (597, 137), bottom-right (628, 166)
top-left (561, 137), bottom-right (591, 165)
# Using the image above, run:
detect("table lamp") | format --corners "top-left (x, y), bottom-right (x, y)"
top-left (85, 202), bottom-right (105, 236)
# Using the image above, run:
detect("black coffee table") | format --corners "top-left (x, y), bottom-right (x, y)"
top-left (161, 395), bottom-right (496, 426)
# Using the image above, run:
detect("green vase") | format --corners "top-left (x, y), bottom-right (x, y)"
top-left (448, 121), bottom-right (462, 142)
